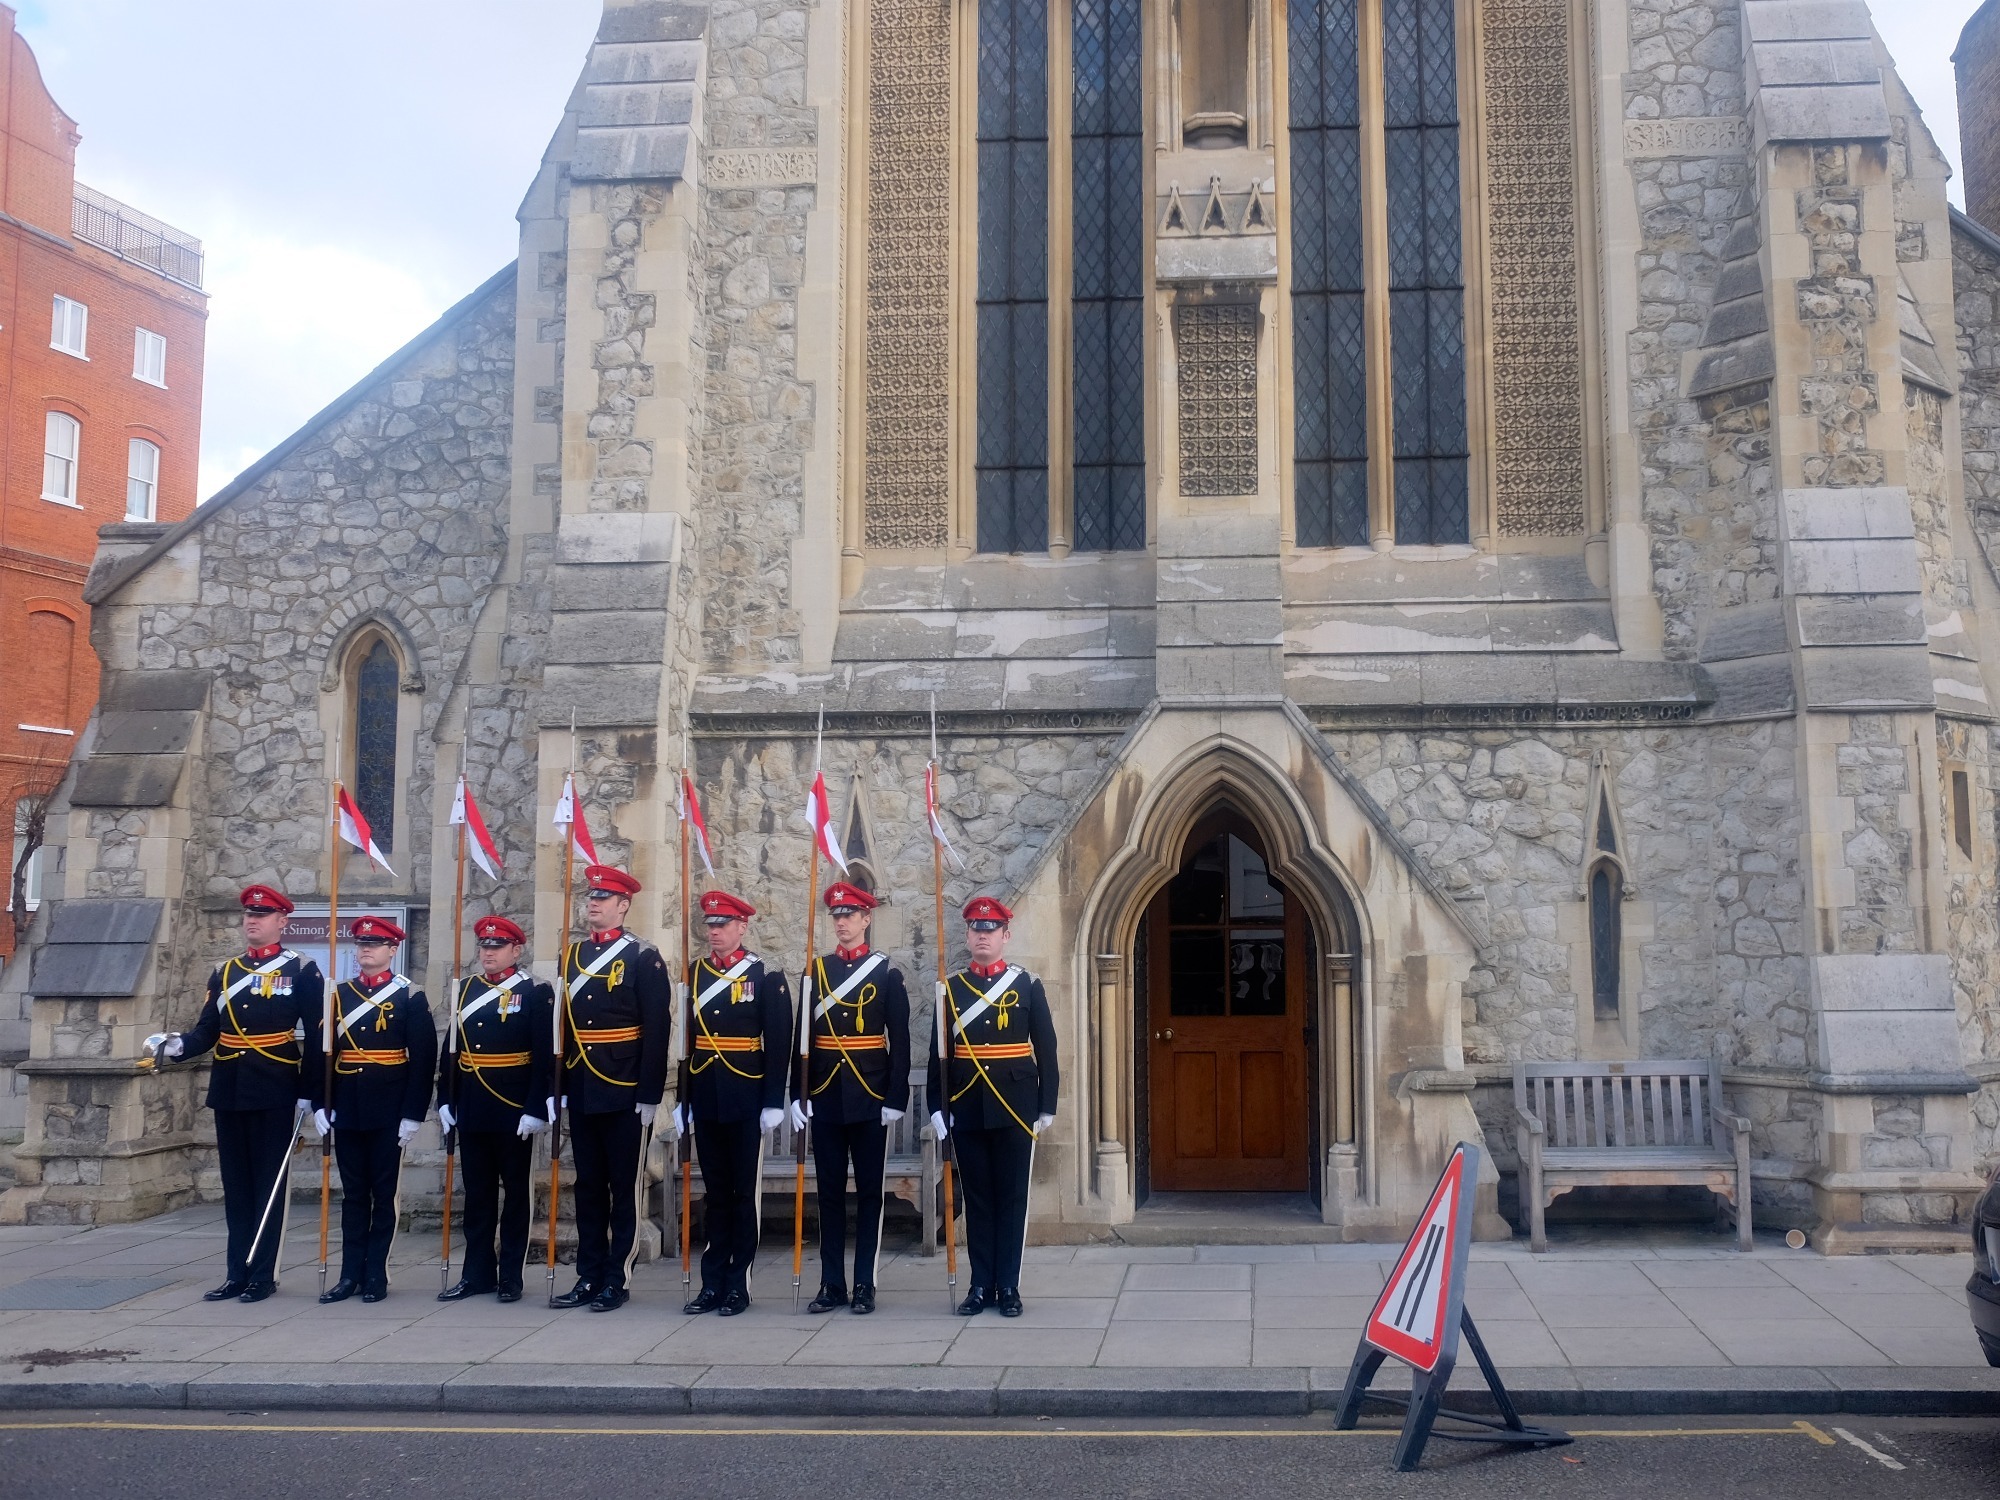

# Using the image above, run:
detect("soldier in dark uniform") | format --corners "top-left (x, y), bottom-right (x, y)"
top-left (790, 882), bottom-right (909, 1315)
top-left (927, 895), bottom-right (1058, 1318)
top-left (679, 889), bottom-right (792, 1317)
top-left (438, 915), bottom-right (554, 1304)
top-left (553, 865), bottom-right (672, 1313)
top-left (318, 915), bottom-right (436, 1303)
top-left (144, 885), bottom-right (326, 1303)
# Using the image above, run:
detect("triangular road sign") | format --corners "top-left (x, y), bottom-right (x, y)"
top-left (1362, 1142), bottom-right (1469, 1372)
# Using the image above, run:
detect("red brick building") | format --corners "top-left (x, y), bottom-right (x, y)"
top-left (0, 6), bottom-right (205, 957)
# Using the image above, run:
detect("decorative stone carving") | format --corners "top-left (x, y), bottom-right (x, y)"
top-left (861, 0), bottom-right (953, 548)
top-left (1174, 301), bottom-right (1260, 496)
top-left (1624, 118), bottom-right (1751, 158)
top-left (705, 148), bottom-right (818, 186)
top-left (1481, 0), bottom-right (1587, 535)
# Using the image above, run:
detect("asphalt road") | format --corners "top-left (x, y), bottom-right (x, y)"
top-left (0, 1412), bottom-right (1993, 1498)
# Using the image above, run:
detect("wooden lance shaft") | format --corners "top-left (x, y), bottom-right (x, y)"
top-left (441, 795), bottom-right (466, 1292)
top-left (678, 789), bottom-right (694, 1288)
top-left (547, 796), bottom-right (576, 1303)
top-left (933, 823), bottom-right (958, 1303)
top-left (791, 838), bottom-right (820, 1308)
top-left (319, 781), bottom-right (342, 1295)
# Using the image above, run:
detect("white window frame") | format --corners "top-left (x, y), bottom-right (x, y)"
top-left (126, 437), bottom-right (160, 521)
top-left (50, 294), bottom-right (87, 358)
top-left (132, 326), bottom-right (167, 387)
top-left (42, 411), bottom-right (80, 505)
top-left (8, 802), bottom-right (45, 914)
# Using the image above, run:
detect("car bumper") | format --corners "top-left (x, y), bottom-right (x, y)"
top-left (1970, 1263), bottom-right (2000, 1341)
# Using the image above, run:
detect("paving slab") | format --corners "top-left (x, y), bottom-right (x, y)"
top-left (0, 1360), bottom-right (211, 1409)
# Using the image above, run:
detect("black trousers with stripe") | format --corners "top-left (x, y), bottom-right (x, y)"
top-left (569, 1108), bottom-right (644, 1291)
top-left (334, 1125), bottom-right (404, 1288)
top-left (695, 1117), bottom-right (764, 1298)
top-left (215, 1105), bottom-right (297, 1285)
top-left (811, 1114), bottom-right (887, 1293)
top-left (457, 1129), bottom-right (534, 1293)
top-left (953, 1124), bottom-right (1034, 1293)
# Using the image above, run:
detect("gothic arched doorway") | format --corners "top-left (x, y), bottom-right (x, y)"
top-left (1140, 807), bottom-right (1317, 1193)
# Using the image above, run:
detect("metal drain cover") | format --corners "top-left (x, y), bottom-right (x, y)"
top-left (0, 1275), bottom-right (174, 1310)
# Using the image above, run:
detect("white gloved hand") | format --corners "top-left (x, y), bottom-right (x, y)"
top-left (546, 1097), bottom-right (558, 1123)
top-left (311, 1108), bottom-right (332, 1139)
top-left (636, 1102), bottom-right (658, 1128)
top-left (788, 1099), bottom-right (810, 1131)
top-left (759, 1107), bottom-right (784, 1132)
top-left (882, 1107), bottom-right (906, 1126)
top-left (673, 1104), bottom-right (690, 1139)
top-left (438, 1103), bottom-right (457, 1132)
top-left (397, 1119), bottom-right (420, 1148)
top-left (1033, 1113), bottom-right (1055, 1135)
top-left (517, 1113), bottom-right (546, 1139)
top-left (929, 1110), bottom-right (948, 1141)
top-left (143, 1032), bottom-right (183, 1060)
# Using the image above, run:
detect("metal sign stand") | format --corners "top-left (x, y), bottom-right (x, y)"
top-left (1333, 1142), bottom-right (1573, 1471)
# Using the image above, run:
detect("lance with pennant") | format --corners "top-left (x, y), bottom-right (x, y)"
top-left (440, 744), bottom-right (468, 1294)
top-left (928, 695), bottom-right (962, 1309)
top-left (546, 712), bottom-right (580, 1305)
top-left (794, 705), bottom-right (848, 1309)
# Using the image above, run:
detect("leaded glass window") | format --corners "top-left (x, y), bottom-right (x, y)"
top-left (1070, 0), bottom-right (1145, 552)
top-left (1383, 0), bottom-right (1466, 544)
top-left (1589, 862), bottom-right (1620, 1021)
top-left (976, 0), bottom-right (1050, 554)
top-left (1288, 0), bottom-right (1366, 547)
top-left (354, 639), bottom-right (398, 854)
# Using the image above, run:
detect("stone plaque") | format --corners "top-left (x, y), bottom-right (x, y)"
top-left (1623, 117), bottom-right (1751, 159)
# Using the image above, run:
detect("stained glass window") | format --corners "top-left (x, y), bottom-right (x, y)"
top-left (1383, 0), bottom-right (1466, 544)
top-left (1071, 0), bottom-right (1145, 552)
top-left (1287, 0), bottom-right (1367, 547)
top-left (354, 639), bottom-right (398, 854)
top-left (976, 0), bottom-right (1050, 554)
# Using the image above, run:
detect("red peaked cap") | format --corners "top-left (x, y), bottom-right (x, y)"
top-left (700, 889), bottom-right (756, 922)
top-left (239, 884), bottom-right (295, 915)
top-left (963, 895), bottom-right (1013, 926)
top-left (585, 865), bottom-right (641, 897)
top-left (823, 881), bottom-right (877, 912)
top-left (474, 915), bottom-right (527, 945)
top-left (351, 914), bottom-right (406, 944)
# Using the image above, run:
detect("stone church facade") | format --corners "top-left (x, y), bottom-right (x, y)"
top-left (5, 0), bottom-right (2000, 1251)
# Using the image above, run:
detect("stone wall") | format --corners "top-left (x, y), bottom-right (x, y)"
top-left (1625, 0), bottom-right (1753, 660)
top-left (695, 0), bottom-right (818, 672)
top-left (130, 270), bottom-right (519, 1016)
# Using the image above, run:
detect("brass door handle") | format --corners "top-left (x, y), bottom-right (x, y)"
top-left (1153, 1028), bottom-right (1173, 1042)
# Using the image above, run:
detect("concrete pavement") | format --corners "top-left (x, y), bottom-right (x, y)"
top-left (0, 1204), bottom-right (1995, 1416)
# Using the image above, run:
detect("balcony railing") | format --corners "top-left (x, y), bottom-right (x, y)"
top-left (71, 183), bottom-right (204, 291)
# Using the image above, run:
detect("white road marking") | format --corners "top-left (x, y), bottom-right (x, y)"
top-left (1830, 1427), bottom-right (1906, 1471)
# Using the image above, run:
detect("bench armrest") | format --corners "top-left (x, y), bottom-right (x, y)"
top-left (1709, 1103), bottom-right (1751, 1139)
top-left (1513, 1107), bottom-right (1545, 1136)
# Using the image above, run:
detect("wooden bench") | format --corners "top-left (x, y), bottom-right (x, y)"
top-left (1513, 1059), bottom-right (1752, 1252)
top-left (662, 1070), bottom-right (947, 1256)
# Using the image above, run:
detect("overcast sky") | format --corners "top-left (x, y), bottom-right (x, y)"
top-left (13, 0), bottom-right (1989, 502)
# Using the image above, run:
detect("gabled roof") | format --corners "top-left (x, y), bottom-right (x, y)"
top-left (85, 260), bottom-right (519, 606)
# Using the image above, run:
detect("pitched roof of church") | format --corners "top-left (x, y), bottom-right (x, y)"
top-left (84, 259), bottom-right (519, 607)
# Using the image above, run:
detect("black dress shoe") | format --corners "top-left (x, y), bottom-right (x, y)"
top-left (996, 1287), bottom-right (1024, 1318)
top-left (497, 1287), bottom-right (522, 1304)
top-left (548, 1279), bottom-right (597, 1310)
top-left (683, 1288), bottom-right (722, 1315)
top-left (319, 1278), bottom-right (360, 1305)
top-left (204, 1279), bottom-right (248, 1302)
top-left (807, 1285), bottom-right (848, 1314)
top-left (717, 1289), bottom-right (750, 1316)
top-left (588, 1285), bottom-right (630, 1312)
top-left (850, 1285), bottom-right (876, 1315)
top-left (956, 1286), bottom-right (989, 1316)
top-left (239, 1281), bottom-right (277, 1304)
top-left (360, 1284), bottom-right (387, 1304)
top-left (438, 1279), bottom-right (494, 1302)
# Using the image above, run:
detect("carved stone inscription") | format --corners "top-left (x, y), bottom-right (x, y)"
top-left (1624, 118), bottom-right (1750, 159)
top-left (1482, 0), bottom-right (1587, 535)
top-left (706, 149), bottom-right (818, 186)
top-left (1174, 302), bottom-right (1260, 496)
top-left (862, 0), bottom-right (953, 548)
